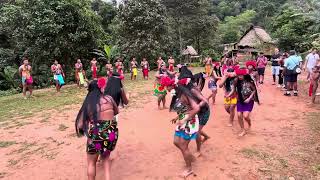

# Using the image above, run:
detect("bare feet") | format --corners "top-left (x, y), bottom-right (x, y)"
top-left (238, 130), bottom-right (246, 137)
top-left (194, 152), bottom-right (202, 158)
top-left (227, 123), bottom-right (233, 127)
top-left (179, 169), bottom-right (194, 178)
top-left (202, 136), bottom-right (210, 144)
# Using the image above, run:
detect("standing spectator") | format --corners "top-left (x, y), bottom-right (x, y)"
top-left (284, 50), bottom-right (301, 96)
top-left (256, 52), bottom-right (268, 84)
top-left (279, 53), bottom-right (288, 89)
top-left (271, 48), bottom-right (282, 85)
top-left (304, 48), bottom-right (320, 81)
top-left (19, 57), bottom-right (33, 99)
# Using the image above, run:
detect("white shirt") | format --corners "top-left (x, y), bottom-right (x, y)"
top-left (306, 53), bottom-right (320, 69)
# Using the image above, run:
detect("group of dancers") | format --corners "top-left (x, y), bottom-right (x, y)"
top-left (150, 57), bottom-right (260, 178)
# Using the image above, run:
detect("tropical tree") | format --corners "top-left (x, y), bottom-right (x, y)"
top-left (116, 0), bottom-right (167, 63)
top-left (217, 10), bottom-right (257, 44)
top-left (0, 0), bottom-right (106, 87)
top-left (271, 7), bottom-right (314, 52)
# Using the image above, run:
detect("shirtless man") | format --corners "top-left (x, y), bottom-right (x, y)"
top-left (90, 57), bottom-right (98, 79)
top-left (130, 57), bottom-right (138, 80)
top-left (51, 60), bottom-right (64, 92)
top-left (19, 58), bottom-right (33, 99)
top-left (141, 58), bottom-right (150, 80)
top-left (168, 56), bottom-right (175, 72)
top-left (105, 61), bottom-right (113, 77)
top-left (75, 59), bottom-right (86, 87)
top-left (157, 56), bottom-right (165, 70)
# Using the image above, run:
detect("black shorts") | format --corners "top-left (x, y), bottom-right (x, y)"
top-left (285, 74), bottom-right (298, 83)
top-left (257, 68), bottom-right (265, 75)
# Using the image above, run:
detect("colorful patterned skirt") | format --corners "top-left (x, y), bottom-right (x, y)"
top-left (87, 120), bottom-right (118, 157)
top-left (175, 114), bottom-right (199, 140)
top-left (153, 83), bottom-right (167, 97)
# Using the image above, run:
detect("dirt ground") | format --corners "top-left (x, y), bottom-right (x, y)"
top-left (0, 69), bottom-right (320, 180)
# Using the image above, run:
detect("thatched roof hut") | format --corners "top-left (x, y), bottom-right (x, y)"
top-left (223, 26), bottom-right (276, 57)
top-left (182, 46), bottom-right (198, 56)
top-left (237, 25), bottom-right (276, 56)
top-left (181, 46), bottom-right (199, 63)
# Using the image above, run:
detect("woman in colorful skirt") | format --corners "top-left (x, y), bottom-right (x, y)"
top-left (207, 69), bottom-right (220, 104)
top-left (75, 77), bottom-right (128, 180)
top-left (154, 64), bottom-right (169, 110)
top-left (178, 66), bottom-right (211, 157)
top-left (235, 68), bottom-right (260, 137)
top-left (51, 60), bottom-right (65, 92)
top-left (161, 76), bottom-right (202, 178)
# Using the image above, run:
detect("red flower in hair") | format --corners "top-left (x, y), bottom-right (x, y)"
top-left (160, 76), bottom-right (175, 87)
top-left (245, 61), bottom-right (257, 68)
top-left (178, 78), bottom-right (191, 85)
top-left (97, 77), bottom-right (107, 89)
top-left (235, 69), bottom-right (249, 76)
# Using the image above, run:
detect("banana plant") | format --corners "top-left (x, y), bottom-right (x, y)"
top-left (0, 66), bottom-right (19, 89)
top-left (92, 45), bottom-right (120, 64)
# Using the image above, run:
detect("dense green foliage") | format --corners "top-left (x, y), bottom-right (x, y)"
top-left (0, 0), bottom-right (319, 91)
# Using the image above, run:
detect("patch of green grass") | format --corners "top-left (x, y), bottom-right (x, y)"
top-left (0, 141), bottom-right (16, 148)
top-left (58, 124), bottom-right (68, 131)
top-left (0, 86), bottom-right (86, 123)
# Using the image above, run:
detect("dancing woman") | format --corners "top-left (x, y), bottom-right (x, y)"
top-left (154, 64), bottom-right (175, 109)
top-left (75, 78), bottom-right (128, 180)
top-left (207, 69), bottom-right (220, 104)
top-left (161, 76), bottom-right (202, 178)
top-left (219, 68), bottom-right (237, 127)
top-left (178, 66), bottom-right (211, 157)
top-left (235, 68), bottom-right (260, 137)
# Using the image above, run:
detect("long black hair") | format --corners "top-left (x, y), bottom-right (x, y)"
top-left (169, 85), bottom-right (201, 112)
top-left (75, 80), bottom-right (101, 136)
top-left (104, 74), bottom-right (123, 106)
top-left (236, 74), bottom-right (260, 104)
top-left (225, 68), bottom-right (235, 92)
top-left (193, 72), bottom-right (206, 91)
